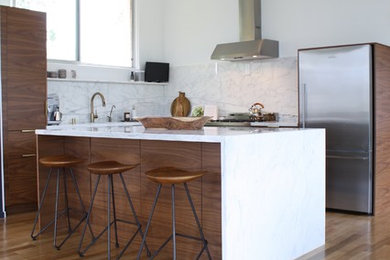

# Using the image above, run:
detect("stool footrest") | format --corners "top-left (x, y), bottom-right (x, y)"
top-left (79, 218), bottom-right (141, 256)
top-left (31, 208), bottom-right (84, 239)
top-left (54, 213), bottom-right (88, 249)
top-left (151, 233), bottom-right (208, 259)
top-left (116, 218), bottom-right (137, 226)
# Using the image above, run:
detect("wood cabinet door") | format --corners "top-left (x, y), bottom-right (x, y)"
top-left (2, 7), bottom-right (47, 130)
top-left (5, 156), bottom-right (37, 211)
top-left (4, 130), bottom-right (37, 212)
top-left (6, 131), bottom-right (36, 157)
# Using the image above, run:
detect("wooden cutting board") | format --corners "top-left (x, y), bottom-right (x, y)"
top-left (170, 92), bottom-right (191, 116)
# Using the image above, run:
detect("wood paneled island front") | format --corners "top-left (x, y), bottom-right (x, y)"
top-left (35, 123), bottom-right (325, 259)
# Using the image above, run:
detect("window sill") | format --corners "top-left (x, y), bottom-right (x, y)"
top-left (47, 78), bottom-right (168, 86)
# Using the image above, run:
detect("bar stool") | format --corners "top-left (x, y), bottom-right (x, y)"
top-left (137, 167), bottom-right (212, 260)
top-left (78, 161), bottom-right (150, 260)
top-left (31, 154), bottom-right (90, 250)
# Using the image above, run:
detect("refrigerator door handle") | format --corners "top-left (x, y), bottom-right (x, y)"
top-left (302, 83), bottom-right (306, 128)
top-left (327, 155), bottom-right (369, 160)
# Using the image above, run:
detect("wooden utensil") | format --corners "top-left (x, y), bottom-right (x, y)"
top-left (171, 92), bottom-right (191, 116)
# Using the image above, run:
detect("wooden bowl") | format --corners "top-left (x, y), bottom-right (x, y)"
top-left (136, 116), bottom-right (211, 130)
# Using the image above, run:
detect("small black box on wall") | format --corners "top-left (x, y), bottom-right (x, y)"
top-left (144, 62), bottom-right (169, 83)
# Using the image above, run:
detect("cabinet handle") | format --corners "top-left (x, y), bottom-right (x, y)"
top-left (21, 154), bottom-right (36, 158)
top-left (21, 129), bottom-right (35, 133)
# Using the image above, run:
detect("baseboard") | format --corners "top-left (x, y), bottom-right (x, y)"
top-left (6, 203), bottom-right (36, 215)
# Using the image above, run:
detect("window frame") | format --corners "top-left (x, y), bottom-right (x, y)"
top-left (13, 0), bottom-right (136, 69)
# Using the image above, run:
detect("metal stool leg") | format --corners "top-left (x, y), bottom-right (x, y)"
top-left (107, 175), bottom-right (112, 260)
top-left (172, 184), bottom-right (177, 260)
top-left (136, 184), bottom-right (162, 260)
top-left (31, 168), bottom-right (53, 240)
top-left (118, 173), bottom-right (151, 259)
top-left (53, 169), bottom-right (61, 250)
top-left (110, 175), bottom-right (120, 248)
top-left (63, 168), bottom-right (72, 233)
top-left (69, 168), bottom-right (95, 238)
top-left (184, 183), bottom-right (212, 260)
top-left (78, 175), bottom-right (101, 256)
top-left (54, 167), bottom-right (91, 250)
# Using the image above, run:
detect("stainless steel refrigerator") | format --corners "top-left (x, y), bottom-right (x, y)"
top-left (298, 44), bottom-right (374, 214)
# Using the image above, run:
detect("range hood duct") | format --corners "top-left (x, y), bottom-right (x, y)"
top-left (211, 0), bottom-right (279, 61)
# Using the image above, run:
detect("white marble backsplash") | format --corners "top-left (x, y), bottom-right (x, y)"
top-left (48, 81), bottom-right (166, 124)
top-left (166, 57), bottom-right (298, 122)
top-left (48, 57), bottom-right (298, 125)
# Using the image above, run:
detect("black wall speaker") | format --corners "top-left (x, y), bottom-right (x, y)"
top-left (144, 62), bottom-right (169, 83)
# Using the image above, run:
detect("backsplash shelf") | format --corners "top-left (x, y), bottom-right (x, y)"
top-left (47, 78), bottom-right (168, 86)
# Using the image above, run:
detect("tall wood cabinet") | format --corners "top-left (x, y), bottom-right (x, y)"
top-left (1, 7), bottom-right (46, 214)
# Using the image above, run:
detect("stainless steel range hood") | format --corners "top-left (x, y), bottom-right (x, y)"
top-left (211, 0), bottom-right (279, 61)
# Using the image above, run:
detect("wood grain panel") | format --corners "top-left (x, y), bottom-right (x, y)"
top-left (6, 131), bottom-right (36, 158)
top-left (201, 143), bottom-right (222, 259)
top-left (1, 6), bottom-right (47, 214)
top-left (3, 7), bottom-right (46, 130)
top-left (35, 137), bottom-right (222, 258)
top-left (140, 140), bottom-right (203, 258)
top-left (1, 7), bottom-right (9, 132)
top-left (5, 157), bottom-right (37, 213)
top-left (373, 43), bottom-right (390, 215)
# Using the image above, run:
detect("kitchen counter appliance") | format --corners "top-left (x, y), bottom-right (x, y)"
top-left (47, 93), bottom-right (61, 125)
top-left (299, 43), bottom-right (390, 214)
top-left (205, 112), bottom-right (277, 127)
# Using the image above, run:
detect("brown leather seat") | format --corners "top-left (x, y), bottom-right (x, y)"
top-left (39, 155), bottom-right (84, 168)
top-left (87, 161), bottom-right (139, 175)
top-left (144, 167), bottom-right (206, 184)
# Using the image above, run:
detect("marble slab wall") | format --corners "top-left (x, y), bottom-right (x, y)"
top-left (166, 57), bottom-right (298, 123)
top-left (48, 57), bottom-right (298, 125)
top-left (47, 80), bottom-right (167, 124)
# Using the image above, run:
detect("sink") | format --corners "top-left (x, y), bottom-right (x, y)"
top-left (47, 121), bottom-right (142, 129)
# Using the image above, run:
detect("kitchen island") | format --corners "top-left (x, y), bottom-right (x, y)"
top-left (35, 124), bottom-right (325, 259)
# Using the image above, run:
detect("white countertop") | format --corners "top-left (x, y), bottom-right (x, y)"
top-left (37, 121), bottom-right (325, 259)
top-left (38, 122), bottom-right (308, 143)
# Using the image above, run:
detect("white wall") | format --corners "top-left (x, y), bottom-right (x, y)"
top-left (161, 0), bottom-right (390, 65)
top-left (163, 0), bottom-right (239, 66)
top-left (0, 0), bottom-right (10, 6)
top-left (262, 0), bottom-right (390, 57)
top-left (136, 0), bottom-right (165, 68)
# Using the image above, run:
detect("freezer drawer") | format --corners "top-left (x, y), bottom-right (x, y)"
top-left (326, 156), bottom-right (372, 213)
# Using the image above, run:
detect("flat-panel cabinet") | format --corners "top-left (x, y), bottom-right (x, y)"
top-left (1, 7), bottom-right (46, 213)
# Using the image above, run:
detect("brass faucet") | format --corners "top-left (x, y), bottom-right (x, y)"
top-left (90, 92), bottom-right (106, 123)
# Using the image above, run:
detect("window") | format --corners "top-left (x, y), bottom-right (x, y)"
top-left (14, 0), bottom-right (133, 67)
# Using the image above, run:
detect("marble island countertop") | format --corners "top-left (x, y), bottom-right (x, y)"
top-left (37, 121), bottom-right (325, 259)
top-left (38, 122), bottom-right (312, 143)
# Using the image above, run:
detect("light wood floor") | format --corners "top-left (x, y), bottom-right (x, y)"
top-left (298, 211), bottom-right (390, 260)
top-left (2, 211), bottom-right (390, 259)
